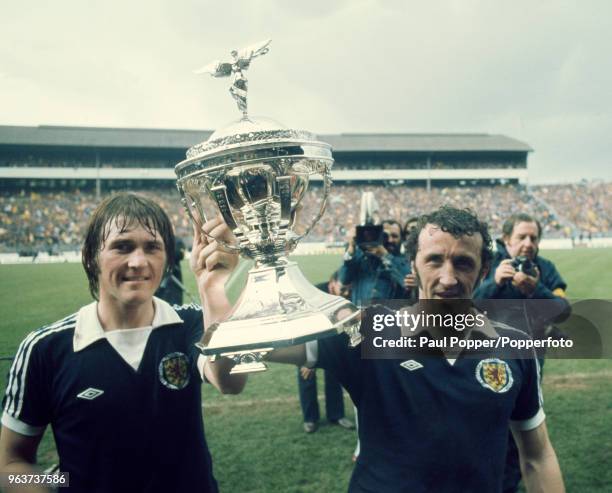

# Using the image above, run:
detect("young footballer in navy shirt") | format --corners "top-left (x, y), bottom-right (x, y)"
top-left (0, 193), bottom-right (245, 492)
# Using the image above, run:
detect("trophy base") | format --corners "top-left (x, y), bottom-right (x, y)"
top-left (197, 259), bottom-right (362, 374)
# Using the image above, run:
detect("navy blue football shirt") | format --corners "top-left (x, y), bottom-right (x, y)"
top-left (2, 298), bottom-right (218, 493)
top-left (310, 321), bottom-right (543, 493)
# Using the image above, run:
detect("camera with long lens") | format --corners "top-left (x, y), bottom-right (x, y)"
top-left (510, 255), bottom-right (538, 277)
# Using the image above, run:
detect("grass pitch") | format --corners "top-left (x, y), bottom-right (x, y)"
top-left (1, 249), bottom-right (611, 492)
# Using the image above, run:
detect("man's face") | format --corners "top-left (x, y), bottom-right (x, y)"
top-left (505, 221), bottom-right (539, 259)
top-left (412, 224), bottom-right (483, 300)
top-left (97, 220), bottom-right (166, 308)
top-left (383, 223), bottom-right (402, 255)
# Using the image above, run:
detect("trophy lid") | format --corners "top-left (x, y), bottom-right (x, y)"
top-left (176, 40), bottom-right (331, 174)
top-left (183, 116), bottom-right (321, 162)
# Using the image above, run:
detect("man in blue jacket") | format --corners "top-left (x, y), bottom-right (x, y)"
top-left (474, 212), bottom-right (569, 493)
top-left (475, 213), bottom-right (568, 307)
top-left (339, 220), bottom-right (411, 305)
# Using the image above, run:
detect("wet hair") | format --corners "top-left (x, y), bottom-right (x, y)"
top-left (82, 193), bottom-right (175, 300)
top-left (405, 206), bottom-right (492, 272)
top-left (502, 213), bottom-right (542, 239)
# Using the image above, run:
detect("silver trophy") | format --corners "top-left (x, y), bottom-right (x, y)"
top-left (176, 40), bottom-right (361, 373)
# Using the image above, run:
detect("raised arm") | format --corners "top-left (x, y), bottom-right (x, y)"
top-left (190, 218), bottom-right (246, 394)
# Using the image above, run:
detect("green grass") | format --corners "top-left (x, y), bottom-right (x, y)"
top-left (1, 249), bottom-right (611, 492)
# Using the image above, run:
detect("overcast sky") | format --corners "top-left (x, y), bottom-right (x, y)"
top-left (1, 0), bottom-right (611, 184)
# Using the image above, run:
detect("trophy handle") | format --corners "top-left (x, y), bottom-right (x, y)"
top-left (291, 161), bottom-right (332, 243)
top-left (178, 181), bottom-right (242, 253)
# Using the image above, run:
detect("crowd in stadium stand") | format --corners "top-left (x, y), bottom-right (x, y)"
top-left (3, 155), bottom-right (525, 170)
top-left (531, 182), bottom-right (611, 238)
top-left (1, 182), bottom-right (609, 254)
top-left (331, 161), bottom-right (526, 170)
top-left (308, 184), bottom-right (561, 242)
top-left (1, 154), bottom-right (176, 169)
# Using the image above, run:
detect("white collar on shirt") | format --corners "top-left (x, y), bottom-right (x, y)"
top-left (73, 296), bottom-right (183, 352)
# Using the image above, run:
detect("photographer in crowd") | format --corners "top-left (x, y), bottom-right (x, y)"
top-left (474, 213), bottom-right (568, 313)
top-left (339, 219), bottom-right (411, 305)
top-left (474, 212), bottom-right (570, 493)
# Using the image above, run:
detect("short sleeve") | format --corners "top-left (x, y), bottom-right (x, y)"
top-left (1, 332), bottom-right (52, 436)
top-left (510, 355), bottom-right (545, 431)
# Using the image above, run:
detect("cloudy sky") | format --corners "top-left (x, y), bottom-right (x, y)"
top-left (1, 0), bottom-right (610, 183)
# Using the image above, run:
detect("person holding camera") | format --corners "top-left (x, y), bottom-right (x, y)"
top-left (474, 212), bottom-right (569, 493)
top-left (474, 212), bottom-right (569, 337)
top-left (339, 220), bottom-right (411, 305)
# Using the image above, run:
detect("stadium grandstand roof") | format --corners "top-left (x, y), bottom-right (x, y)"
top-left (0, 125), bottom-right (532, 153)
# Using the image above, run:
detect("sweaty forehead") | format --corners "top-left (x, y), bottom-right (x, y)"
top-left (417, 224), bottom-right (482, 258)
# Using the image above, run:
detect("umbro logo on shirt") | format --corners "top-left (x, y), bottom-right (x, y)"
top-left (400, 360), bottom-right (423, 371)
top-left (77, 388), bottom-right (104, 400)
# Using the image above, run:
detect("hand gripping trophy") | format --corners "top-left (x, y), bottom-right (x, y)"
top-left (176, 40), bottom-right (361, 373)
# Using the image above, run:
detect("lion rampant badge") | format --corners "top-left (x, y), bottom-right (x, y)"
top-left (159, 352), bottom-right (191, 390)
top-left (475, 358), bottom-right (513, 393)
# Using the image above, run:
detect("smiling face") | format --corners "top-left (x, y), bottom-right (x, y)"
top-left (97, 220), bottom-right (167, 309)
top-left (412, 224), bottom-right (484, 300)
top-left (504, 221), bottom-right (540, 259)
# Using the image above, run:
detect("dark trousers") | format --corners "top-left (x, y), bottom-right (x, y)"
top-left (297, 368), bottom-right (345, 422)
top-left (503, 357), bottom-right (546, 493)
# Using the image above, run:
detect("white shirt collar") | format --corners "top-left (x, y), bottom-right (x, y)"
top-left (73, 296), bottom-right (183, 352)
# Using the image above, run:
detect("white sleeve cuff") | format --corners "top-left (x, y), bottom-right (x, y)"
top-left (305, 340), bottom-right (319, 368)
top-left (510, 407), bottom-right (546, 431)
top-left (197, 354), bottom-right (209, 383)
top-left (1, 412), bottom-right (45, 437)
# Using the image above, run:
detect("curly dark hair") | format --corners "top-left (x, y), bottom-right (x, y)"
top-left (405, 206), bottom-right (492, 272)
top-left (82, 193), bottom-right (175, 300)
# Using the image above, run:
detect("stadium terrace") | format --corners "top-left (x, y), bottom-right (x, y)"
top-left (0, 125), bottom-right (610, 255)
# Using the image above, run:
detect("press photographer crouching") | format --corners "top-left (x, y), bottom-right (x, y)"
top-left (339, 219), bottom-right (411, 306)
